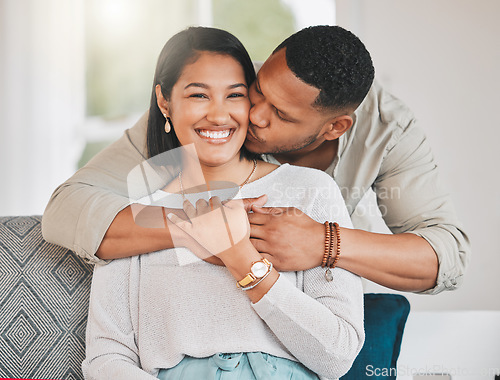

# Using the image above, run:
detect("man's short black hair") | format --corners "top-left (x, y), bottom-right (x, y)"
top-left (274, 25), bottom-right (375, 113)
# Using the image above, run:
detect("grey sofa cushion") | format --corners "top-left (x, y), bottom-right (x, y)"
top-left (0, 216), bottom-right (92, 380)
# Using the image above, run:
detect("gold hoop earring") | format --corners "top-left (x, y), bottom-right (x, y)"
top-left (163, 114), bottom-right (171, 134)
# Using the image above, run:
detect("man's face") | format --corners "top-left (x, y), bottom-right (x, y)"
top-left (245, 49), bottom-right (332, 156)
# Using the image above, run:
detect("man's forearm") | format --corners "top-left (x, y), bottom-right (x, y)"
top-left (97, 196), bottom-right (268, 260)
top-left (96, 206), bottom-right (175, 260)
top-left (338, 228), bottom-right (438, 292)
top-left (248, 206), bottom-right (439, 293)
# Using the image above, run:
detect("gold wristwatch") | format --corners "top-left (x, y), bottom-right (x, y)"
top-left (237, 258), bottom-right (272, 288)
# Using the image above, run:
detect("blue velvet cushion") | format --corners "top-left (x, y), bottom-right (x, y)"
top-left (341, 293), bottom-right (410, 380)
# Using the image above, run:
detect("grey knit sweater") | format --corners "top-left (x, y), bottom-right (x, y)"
top-left (82, 164), bottom-right (364, 380)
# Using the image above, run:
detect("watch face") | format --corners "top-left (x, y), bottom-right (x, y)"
top-left (251, 261), bottom-right (268, 278)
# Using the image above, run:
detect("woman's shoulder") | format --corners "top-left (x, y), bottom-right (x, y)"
top-left (245, 162), bottom-right (341, 198)
top-left (272, 163), bottom-right (338, 187)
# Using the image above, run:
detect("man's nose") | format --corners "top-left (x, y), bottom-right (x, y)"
top-left (249, 102), bottom-right (269, 128)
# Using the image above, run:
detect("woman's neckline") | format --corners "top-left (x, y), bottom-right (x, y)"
top-left (158, 163), bottom-right (288, 196)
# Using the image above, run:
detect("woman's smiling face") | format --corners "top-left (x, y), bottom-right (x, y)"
top-left (163, 52), bottom-right (250, 167)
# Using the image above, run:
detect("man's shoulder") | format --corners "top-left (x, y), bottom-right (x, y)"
top-left (339, 80), bottom-right (420, 160)
top-left (354, 80), bottom-right (416, 134)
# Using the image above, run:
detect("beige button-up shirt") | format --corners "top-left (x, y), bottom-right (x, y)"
top-left (42, 81), bottom-right (470, 295)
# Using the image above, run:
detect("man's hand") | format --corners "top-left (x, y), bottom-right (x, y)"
top-left (248, 206), bottom-right (324, 271)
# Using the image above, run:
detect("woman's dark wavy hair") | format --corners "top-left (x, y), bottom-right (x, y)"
top-left (147, 27), bottom-right (256, 160)
top-left (274, 25), bottom-right (375, 113)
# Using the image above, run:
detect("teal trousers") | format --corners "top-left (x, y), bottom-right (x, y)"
top-left (157, 352), bottom-right (319, 380)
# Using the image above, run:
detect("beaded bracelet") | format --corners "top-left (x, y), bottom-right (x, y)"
top-left (330, 223), bottom-right (340, 269)
top-left (321, 221), bottom-right (331, 268)
top-left (330, 222), bottom-right (341, 269)
top-left (324, 222), bottom-right (341, 282)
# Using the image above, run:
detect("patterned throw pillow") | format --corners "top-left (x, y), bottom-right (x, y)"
top-left (0, 216), bottom-right (93, 380)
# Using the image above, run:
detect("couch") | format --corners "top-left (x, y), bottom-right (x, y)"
top-left (0, 216), bottom-right (410, 380)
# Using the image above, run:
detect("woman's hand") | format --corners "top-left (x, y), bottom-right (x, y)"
top-left (170, 196), bottom-right (280, 303)
top-left (167, 197), bottom-right (250, 260)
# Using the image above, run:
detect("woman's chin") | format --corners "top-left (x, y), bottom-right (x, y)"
top-left (199, 156), bottom-right (239, 168)
top-left (194, 145), bottom-right (243, 168)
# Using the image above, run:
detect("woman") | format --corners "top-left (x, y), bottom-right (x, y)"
top-left (82, 27), bottom-right (363, 380)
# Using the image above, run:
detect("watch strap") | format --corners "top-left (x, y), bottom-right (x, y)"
top-left (238, 273), bottom-right (257, 287)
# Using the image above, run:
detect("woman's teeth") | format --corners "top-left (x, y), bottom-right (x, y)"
top-left (198, 130), bottom-right (231, 139)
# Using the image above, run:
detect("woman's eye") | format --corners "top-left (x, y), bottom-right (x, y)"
top-left (189, 93), bottom-right (208, 99)
top-left (228, 93), bottom-right (246, 98)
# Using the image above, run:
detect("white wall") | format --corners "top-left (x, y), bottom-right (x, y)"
top-left (397, 311), bottom-right (500, 380)
top-left (336, 0), bottom-right (500, 312)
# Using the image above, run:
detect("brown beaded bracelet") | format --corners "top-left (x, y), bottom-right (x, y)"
top-left (324, 222), bottom-right (341, 282)
top-left (322, 221), bottom-right (331, 267)
top-left (329, 222), bottom-right (341, 269)
top-left (325, 222), bottom-right (335, 268)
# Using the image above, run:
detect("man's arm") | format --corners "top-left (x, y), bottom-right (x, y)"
top-left (369, 117), bottom-right (470, 294)
top-left (248, 121), bottom-right (470, 294)
top-left (248, 207), bottom-right (438, 292)
top-left (42, 113), bottom-right (175, 262)
top-left (93, 205), bottom-right (175, 260)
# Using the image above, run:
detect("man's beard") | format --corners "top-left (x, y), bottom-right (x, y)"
top-left (246, 126), bottom-right (319, 155)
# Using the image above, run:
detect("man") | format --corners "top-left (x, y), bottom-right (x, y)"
top-left (42, 25), bottom-right (470, 294)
